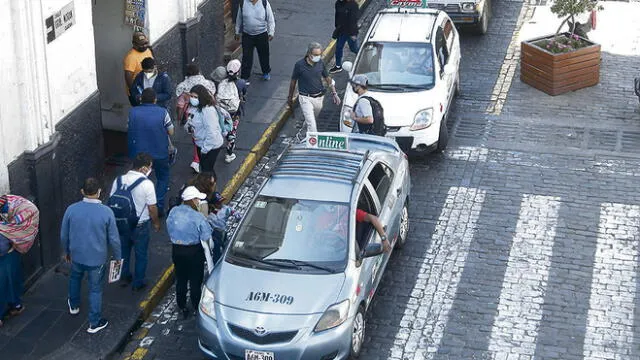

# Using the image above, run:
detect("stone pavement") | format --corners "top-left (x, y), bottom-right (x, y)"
top-left (118, 0), bottom-right (640, 359)
top-left (0, 0), bottom-right (363, 358)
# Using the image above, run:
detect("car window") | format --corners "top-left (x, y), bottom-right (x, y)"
top-left (444, 19), bottom-right (455, 53)
top-left (354, 42), bottom-right (435, 89)
top-left (228, 196), bottom-right (349, 272)
top-left (435, 27), bottom-right (448, 70)
top-left (367, 162), bottom-right (394, 203)
top-left (356, 186), bottom-right (377, 251)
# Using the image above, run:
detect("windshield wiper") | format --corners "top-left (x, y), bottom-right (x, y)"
top-left (370, 83), bottom-right (431, 90)
top-left (267, 258), bottom-right (337, 273)
top-left (231, 252), bottom-right (297, 270)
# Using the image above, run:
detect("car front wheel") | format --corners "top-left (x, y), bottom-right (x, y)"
top-left (475, 0), bottom-right (490, 34)
top-left (349, 307), bottom-right (366, 359)
top-left (436, 118), bottom-right (449, 152)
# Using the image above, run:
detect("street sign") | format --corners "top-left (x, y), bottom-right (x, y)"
top-left (124, 0), bottom-right (146, 32)
top-left (307, 133), bottom-right (349, 151)
top-left (45, 1), bottom-right (75, 44)
top-left (388, 0), bottom-right (428, 7)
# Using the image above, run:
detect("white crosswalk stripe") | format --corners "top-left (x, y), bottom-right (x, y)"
top-left (583, 203), bottom-right (640, 360)
top-left (394, 186), bottom-right (485, 359)
top-left (487, 195), bottom-right (560, 358)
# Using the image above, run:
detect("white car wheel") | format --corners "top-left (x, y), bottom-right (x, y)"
top-left (350, 308), bottom-right (366, 358)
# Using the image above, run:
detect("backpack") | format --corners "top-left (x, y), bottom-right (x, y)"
top-left (355, 96), bottom-right (386, 136)
top-left (216, 106), bottom-right (234, 134)
top-left (239, 0), bottom-right (269, 31)
top-left (216, 79), bottom-right (241, 113)
top-left (107, 176), bottom-right (146, 232)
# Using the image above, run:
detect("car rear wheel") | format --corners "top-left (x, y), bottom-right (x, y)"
top-left (349, 307), bottom-right (366, 359)
top-left (395, 202), bottom-right (409, 249)
top-left (436, 118), bottom-right (449, 152)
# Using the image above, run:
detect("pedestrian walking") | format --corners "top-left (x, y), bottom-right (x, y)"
top-left (330, 0), bottom-right (360, 73)
top-left (235, 0), bottom-right (276, 84)
top-left (226, 59), bottom-right (249, 116)
top-left (128, 88), bottom-right (175, 216)
top-left (124, 32), bottom-right (154, 103)
top-left (176, 64), bottom-right (217, 174)
top-left (0, 195), bottom-right (39, 327)
top-left (129, 57), bottom-right (173, 108)
top-left (349, 74), bottom-right (387, 136)
top-left (211, 65), bottom-right (242, 164)
top-left (184, 85), bottom-right (225, 173)
top-left (109, 153), bottom-right (161, 291)
top-left (166, 186), bottom-right (213, 319)
top-left (288, 42), bottom-right (341, 133)
top-left (61, 178), bottom-right (122, 334)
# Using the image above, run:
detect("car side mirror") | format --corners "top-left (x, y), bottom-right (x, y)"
top-left (362, 243), bottom-right (384, 258)
top-left (443, 63), bottom-right (455, 76)
top-left (342, 61), bottom-right (354, 72)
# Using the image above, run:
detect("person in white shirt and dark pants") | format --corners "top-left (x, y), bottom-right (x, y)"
top-left (235, 0), bottom-right (276, 83)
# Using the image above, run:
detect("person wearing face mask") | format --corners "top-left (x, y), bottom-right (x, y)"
top-left (184, 85), bottom-right (225, 173)
top-left (288, 42), bottom-right (341, 133)
top-left (110, 153), bottom-right (161, 291)
top-left (166, 186), bottom-right (213, 319)
top-left (127, 88), bottom-right (175, 217)
top-left (129, 57), bottom-right (173, 108)
top-left (124, 32), bottom-right (154, 101)
top-left (61, 178), bottom-right (122, 334)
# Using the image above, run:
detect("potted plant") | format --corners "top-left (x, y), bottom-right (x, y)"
top-left (520, 0), bottom-right (603, 96)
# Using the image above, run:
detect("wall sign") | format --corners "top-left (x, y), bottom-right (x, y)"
top-left (388, 0), bottom-right (427, 7)
top-left (124, 0), bottom-right (146, 31)
top-left (45, 1), bottom-right (76, 44)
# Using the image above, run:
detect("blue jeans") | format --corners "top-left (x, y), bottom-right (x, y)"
top-left (0, 251), bottom-right (23, 318)
top-left (335, 34), bottom-right (359, 67)
top-left (121, 221), bottom-right (150, 287)
top-left (68, 262), bottom-right (105, 326)
top-left (153, 158), bottom-right (170, 213)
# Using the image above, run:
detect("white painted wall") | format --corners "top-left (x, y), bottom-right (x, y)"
top-left (147, 0), bottom-right (181, 42)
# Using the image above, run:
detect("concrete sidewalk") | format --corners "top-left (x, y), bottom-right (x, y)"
top-left (0, 0), bottom-right (371, 359)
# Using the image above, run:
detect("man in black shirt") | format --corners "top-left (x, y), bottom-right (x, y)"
top-left (331, 0), bottom-right (360, 73)
top-left (288, 42), bottom-right (341, 133)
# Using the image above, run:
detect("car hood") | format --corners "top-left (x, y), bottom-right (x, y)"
top-left (213, 261), bottom-right (346, 315)
top-left (344, 86), bottom-right (436, 127)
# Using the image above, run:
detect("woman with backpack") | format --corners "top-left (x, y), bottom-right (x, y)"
top-left (211, 64), bottom-right (245, 164)
top-left (185, 85), bottom-right (225, 172)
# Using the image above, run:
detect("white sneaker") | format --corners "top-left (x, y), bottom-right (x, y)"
top-left (224, 153), bottom-right (237, 164)
top-left (190, 161), bottom-right (200, 173)
top-left (68, 298), bottom-right (79, 315)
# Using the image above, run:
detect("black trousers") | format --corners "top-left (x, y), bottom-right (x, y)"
top-left (197, 146), bottom-right (222, 173)
top-left (172, 244), bottom-right (205, 310)
top-left (241, 31), bottom-right (271, 80)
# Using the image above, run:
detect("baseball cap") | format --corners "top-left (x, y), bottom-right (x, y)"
top-left (212, 192), bottom-right (225, 204)
top-left (210, 66), bottom-right (227, 82)
top-left (181, 186), bottom-right (207, 201)
top-left (350, 74), bottom-right (368, 87)
top-left (132, 32), bottom-right (149, 46)
top-left (227, 59), bottom-right (241, 75)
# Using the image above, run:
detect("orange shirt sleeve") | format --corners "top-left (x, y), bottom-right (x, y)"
top-left (123, 51), bottom-right (137, 73)
top-left (356, 209), bottom-right (367, 223)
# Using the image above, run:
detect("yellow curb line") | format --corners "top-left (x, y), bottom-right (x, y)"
top-left (127, 0), bottom-right (372, 358)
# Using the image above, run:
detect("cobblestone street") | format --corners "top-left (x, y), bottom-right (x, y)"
top-left (121, 0), bottom-right (640, 359)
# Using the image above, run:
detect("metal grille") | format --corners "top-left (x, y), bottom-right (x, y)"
top-left (228, 324), bottom-right (298, 345)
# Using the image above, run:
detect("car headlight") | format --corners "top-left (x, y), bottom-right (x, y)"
top-left (199, 286), bottom-right (216, 320)
top-left (461, 2), bottom-right (477, 12)
top-left (314, 300), bottom-right (350, 332)
top-left (342, 105), bottom-right (354, 128)
top-left (410, 108), bottom-right (433, 131)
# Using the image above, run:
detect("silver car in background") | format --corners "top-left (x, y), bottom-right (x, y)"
top-left (198, 132), bottom-right (411, 360)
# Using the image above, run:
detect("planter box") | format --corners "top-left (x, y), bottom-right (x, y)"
top-left (520, 33), bottom-right (601, 96)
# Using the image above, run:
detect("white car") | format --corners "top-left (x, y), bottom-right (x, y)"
top-left (341, 8), bottom-right (461, 153)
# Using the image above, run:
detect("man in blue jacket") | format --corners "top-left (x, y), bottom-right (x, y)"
top-left (129, 57), bottom-right (173, 108)
top-left (61, 178), bottom-right (122, 334)
top-left (128, 88), bottom-right (175, 216)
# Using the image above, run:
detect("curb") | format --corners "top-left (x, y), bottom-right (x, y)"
top-left (121, 0), bottom-right (372, 358)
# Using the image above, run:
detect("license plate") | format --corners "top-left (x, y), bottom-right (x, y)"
top-left (245, 350), bottom-right (274, 360)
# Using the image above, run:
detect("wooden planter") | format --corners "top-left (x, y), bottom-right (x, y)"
top-left (520, 33), bottom-right (601, 96)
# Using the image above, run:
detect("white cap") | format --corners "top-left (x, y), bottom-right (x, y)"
top-left (181, 186), bottom-right (207, 201)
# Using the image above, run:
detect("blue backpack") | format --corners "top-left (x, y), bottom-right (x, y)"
top-left (107, 176), bottom-right (146, 232)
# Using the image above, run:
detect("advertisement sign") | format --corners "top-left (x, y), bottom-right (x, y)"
top-left (388, 0), bottom-right (427, 7)
top-left (124, 0), bottom-right (146, 31)
top-left (45, 1), bottom-right (75, 44)
top-left (307, 133), bottom-right (349, 151)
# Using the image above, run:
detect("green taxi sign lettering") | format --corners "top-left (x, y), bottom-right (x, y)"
top-left (388, 0), bottom-right (427, 8)
top-left (307, 133), bottom-right (349, 151)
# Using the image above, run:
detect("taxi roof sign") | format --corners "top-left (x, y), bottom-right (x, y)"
top-left (306, 132), bottom-right (349, 151)
top-left (388, 0), bottom-right (427, 7)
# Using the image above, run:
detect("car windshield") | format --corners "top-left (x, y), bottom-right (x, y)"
top-left (227, 196), bottom-right (350, 273)
top-left (354, 42), bottom-right (435, 90)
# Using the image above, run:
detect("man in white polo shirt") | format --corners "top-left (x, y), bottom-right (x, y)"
top-left (110, 153), bottom-right (161, 291)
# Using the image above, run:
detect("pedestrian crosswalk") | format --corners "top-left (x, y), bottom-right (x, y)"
top-left (393, 186), bottom-right (640, 359)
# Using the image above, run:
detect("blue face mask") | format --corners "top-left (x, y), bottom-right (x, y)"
top-left (190, 98), bottom-right (199, 107)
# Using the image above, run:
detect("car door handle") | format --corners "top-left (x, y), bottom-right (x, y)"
top-left (396, 187), bottom-right (402, 196)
